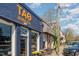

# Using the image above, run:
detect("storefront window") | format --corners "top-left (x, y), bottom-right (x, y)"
top-left (20, 27), bottom-right (27, 56)
top-left (31, 31), bottom-right (38, 52)
top-left (0, 23), bottom-right (12, 56)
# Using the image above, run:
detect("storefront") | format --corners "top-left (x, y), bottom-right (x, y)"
top-left (42, 22), bottom-right (54, 49)
top-left (0, 3), bottom-right (42, 56)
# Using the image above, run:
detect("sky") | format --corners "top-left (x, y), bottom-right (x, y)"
top-left (26, 3), bottom-right (57, 16)
top-left (26, 3), bottom-right (79, 36)
top-left (60, 3), bottom-right (79, 36)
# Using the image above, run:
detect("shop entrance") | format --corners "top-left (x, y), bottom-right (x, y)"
top-left (31, 31), bottom-right (40, 52)
top-left (0, 19), bottom-right (15, 56)
top-left (20, 27), bottom-right (28, 56)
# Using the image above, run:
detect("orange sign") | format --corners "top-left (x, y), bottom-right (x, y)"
top-left (17, 4), bottom-right (32, 24)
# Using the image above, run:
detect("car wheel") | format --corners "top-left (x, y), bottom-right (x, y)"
top-left (75, 52), bottom-right (79, 56)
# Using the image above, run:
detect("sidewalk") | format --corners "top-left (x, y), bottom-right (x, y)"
top-left (45, 44), bottom-right (65, 56)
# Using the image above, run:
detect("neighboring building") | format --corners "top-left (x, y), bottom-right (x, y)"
top-left (42, 21), bottom-right (54, 49)
top-left (0, 3), bottom-right (43, 56)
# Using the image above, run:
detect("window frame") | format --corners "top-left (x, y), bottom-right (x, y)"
top-left (20, 26), bottom-right (29, 56)
top-left (31, 30), bottom-right (40, 51)
top-left (0, 19), bottom-right (16, 56)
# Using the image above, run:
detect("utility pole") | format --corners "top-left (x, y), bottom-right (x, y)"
top-left (56, 3), bottom-right (60, 55)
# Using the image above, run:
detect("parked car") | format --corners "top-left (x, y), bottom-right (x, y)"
top-left (63, 41), bottom-right (79, 56)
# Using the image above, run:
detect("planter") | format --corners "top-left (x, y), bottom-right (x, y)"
top-left (32, 51), bottom-right (42, 56)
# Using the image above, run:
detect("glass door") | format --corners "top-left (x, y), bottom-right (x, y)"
top-left (20, 27), bottom-right (28, 56)
top-left (0, 19), bottom-right (14, 56)
top-left (31, 31), bottom-right (38, 52)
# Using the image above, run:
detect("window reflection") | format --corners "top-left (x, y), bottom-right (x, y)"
top-left (31, 32), bottom-right (37, 52)
top-left (20, 27), bottom-right (27, 56)
top-left (0, 23), bottom-right (12, 56)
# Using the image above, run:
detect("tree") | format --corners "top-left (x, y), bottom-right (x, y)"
top-left (52, 21), bottom-right (60, 48)
top-left (65, 28), bottom-right (74, 43)
top-left (41, 9), bottom-right (58, 25)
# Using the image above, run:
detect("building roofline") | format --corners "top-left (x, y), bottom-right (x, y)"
top-left (19, 3), bottom-right (52, 27)
top-left (20, 3), bottom-right (55, 35)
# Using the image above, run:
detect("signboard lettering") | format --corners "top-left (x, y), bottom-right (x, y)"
top-left (17, 4), bottom-right (32, 24)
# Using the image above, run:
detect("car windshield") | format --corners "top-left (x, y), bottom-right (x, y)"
top-left (66, 41), bottom-right (79, 48)
top-left (67, 41), bottom-right (79, 45)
